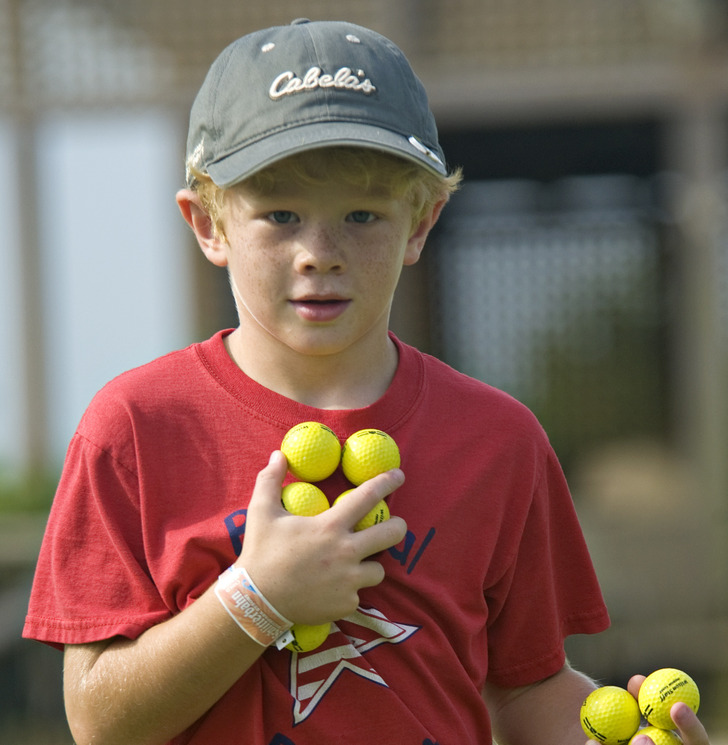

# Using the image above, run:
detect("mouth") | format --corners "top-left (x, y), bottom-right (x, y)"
top-left (290, 296), bottom-right (351, 323)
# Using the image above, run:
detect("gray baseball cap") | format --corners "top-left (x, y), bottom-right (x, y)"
top-left (185, 19), bottom-right (447, 188)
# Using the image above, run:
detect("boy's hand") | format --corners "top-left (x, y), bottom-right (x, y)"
top-left (236, 450), bottom-right (407, 625)
top-left (627, 675), bottom-right (710, 745)
top-left (588, 675), bottom-right (711, 745)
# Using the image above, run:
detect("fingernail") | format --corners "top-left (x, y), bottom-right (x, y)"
top-left (670, 701), bottom-right (690, 724)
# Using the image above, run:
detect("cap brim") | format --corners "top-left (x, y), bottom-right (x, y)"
top-left (205, 121), bottom-right (447, 188)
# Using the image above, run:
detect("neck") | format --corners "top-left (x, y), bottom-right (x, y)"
top-left (224, 328), bottom-right (399, 410)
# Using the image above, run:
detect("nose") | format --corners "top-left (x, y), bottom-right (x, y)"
top-left (293, 224), bottom-right (345, 274)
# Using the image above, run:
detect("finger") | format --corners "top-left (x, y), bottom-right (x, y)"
top-left (329, 469), bottom-right (405, 528)
top-left (672, 703), bottom-right (709, 745)
top-left (357, 558), bottom-right (386, 590)
top-left (630, 738), bottom-right (653, 745)
top-left (627, 674), bottom-right (646, 700)
top-left (354, 516), bottom-right (408, 558)
top-left (351, 527), bottom-right (408, 591)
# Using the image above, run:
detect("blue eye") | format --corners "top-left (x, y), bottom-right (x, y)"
top-left (348, 211), bottom-right (375, 223)
top-left (269, 211), bottom-right (298, 224)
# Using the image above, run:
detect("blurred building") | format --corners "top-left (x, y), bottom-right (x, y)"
top-left (1, 0), bottom-right (727, 737)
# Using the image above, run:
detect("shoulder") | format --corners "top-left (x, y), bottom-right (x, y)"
top-left (76, 336), bottom-right (218, 444)
top-left (393, 340), bottom-right (554, 483)
top-left (89, 343), bottom-right (199, 407)
top-left (415, 346), bottom-right (546, 437)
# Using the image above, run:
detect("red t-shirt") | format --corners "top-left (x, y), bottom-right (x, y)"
top-left (24, 331), bottom-right (609, 744)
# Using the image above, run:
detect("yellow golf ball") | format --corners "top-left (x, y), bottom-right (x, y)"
top-left (341, 429), bottom-right (400, 485)
top-left (281, 482), bottom-right (330, 516)
top-left (638, 668), bottom-right (699, 730)
top-left (334, 489), bottom-right (390, 531)
top-left (630, 728), bottom-right (682, 745)
top-left (281, 421), bottom-right (341, 482)
top-left (286, 622), bottom-right (332, 653)
top-left (580, 686), bottom-right (642, 745)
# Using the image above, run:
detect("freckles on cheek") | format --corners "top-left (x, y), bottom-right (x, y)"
top-left (237, 263), bottom-right (273, 302)
top-left (232, 234), bottom-right (273, 277)
top-left (368, 248), bottom-right (406, 286)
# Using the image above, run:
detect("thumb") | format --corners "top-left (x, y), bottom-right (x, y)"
top-left (671, 702), bottom-right (709, 745)
top-left (237, 450), bottom-right (288, 569)
top-left (247, 450), bottom-right (288, 519)
top-left (627, 674), bottom-right (646, 700)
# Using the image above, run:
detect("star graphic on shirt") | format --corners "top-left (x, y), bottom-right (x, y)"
top-left (289, 606), bottom-right (420, 725)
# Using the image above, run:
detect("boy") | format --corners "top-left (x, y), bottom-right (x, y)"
top-left (24, 19), bottom-right (712, 745)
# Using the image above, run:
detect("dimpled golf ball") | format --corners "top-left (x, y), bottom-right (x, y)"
top-left (334, 489), bottom-right (390, 531)
top-left (281, 421), bottom-right (341, 482)
top-left (580, 686), bottom-right (642, 745)
top-left (286, 622), bottom-right (332, 653)
top-left (281, 482), bottom-right (330, 516)
top-left (629, 727), bottom-right (682, 745)
top-left (341, 429), bottom-right (400, 486)
top-left (638, 668), bottom-right (700, 730)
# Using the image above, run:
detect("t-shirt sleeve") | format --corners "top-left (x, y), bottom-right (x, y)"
top-left (484, 447), bottom-right (610, 688)
top-left (23, 426), bottom-right (171, 648)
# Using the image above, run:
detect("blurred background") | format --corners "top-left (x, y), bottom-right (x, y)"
top-left (1, 0), bottom-right (727, 741)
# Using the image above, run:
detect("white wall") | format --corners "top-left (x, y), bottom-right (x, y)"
top-left (0, 111), bottom-right (194, 472)
top-left (0, 120), bottom-right (26, 472)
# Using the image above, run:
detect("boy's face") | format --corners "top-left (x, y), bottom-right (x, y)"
top-left (215, 172), bottom-right (431, 360)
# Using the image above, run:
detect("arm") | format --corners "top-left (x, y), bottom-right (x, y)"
top-left (483, 661), bottom-right (597, 745)
top-left (64, 588), bottom-right (265, 745)
top-left (483, 664), bottom-right (715, 745)
top-left (64, 450), bottom-right (407, 745)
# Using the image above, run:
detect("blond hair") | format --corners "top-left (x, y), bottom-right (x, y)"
top-left (188, 147), bottom-right (462, 239)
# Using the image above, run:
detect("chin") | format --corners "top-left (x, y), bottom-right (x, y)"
top-left (280, 330), bottom-right (362, 358)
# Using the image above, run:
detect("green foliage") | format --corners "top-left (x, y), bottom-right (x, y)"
top-left (0, 470), bottom-right (57, 514)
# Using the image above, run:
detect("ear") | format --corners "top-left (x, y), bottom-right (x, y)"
top-left (403, 198), bottom-right (447, 266)
top-left (176, 189), bottom-right (229, 268)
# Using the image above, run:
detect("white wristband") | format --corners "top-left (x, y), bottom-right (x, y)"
top-left (215, 566), bottom-right (293, 647)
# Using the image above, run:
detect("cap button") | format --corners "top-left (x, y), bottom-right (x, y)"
top-left (291, 18), bottom-right (311, 25)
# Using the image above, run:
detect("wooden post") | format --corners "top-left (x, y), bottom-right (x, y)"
top-left (665, 62), bottom-right (728, 612)
top-left (8, 0), bottom-right (49, 475)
